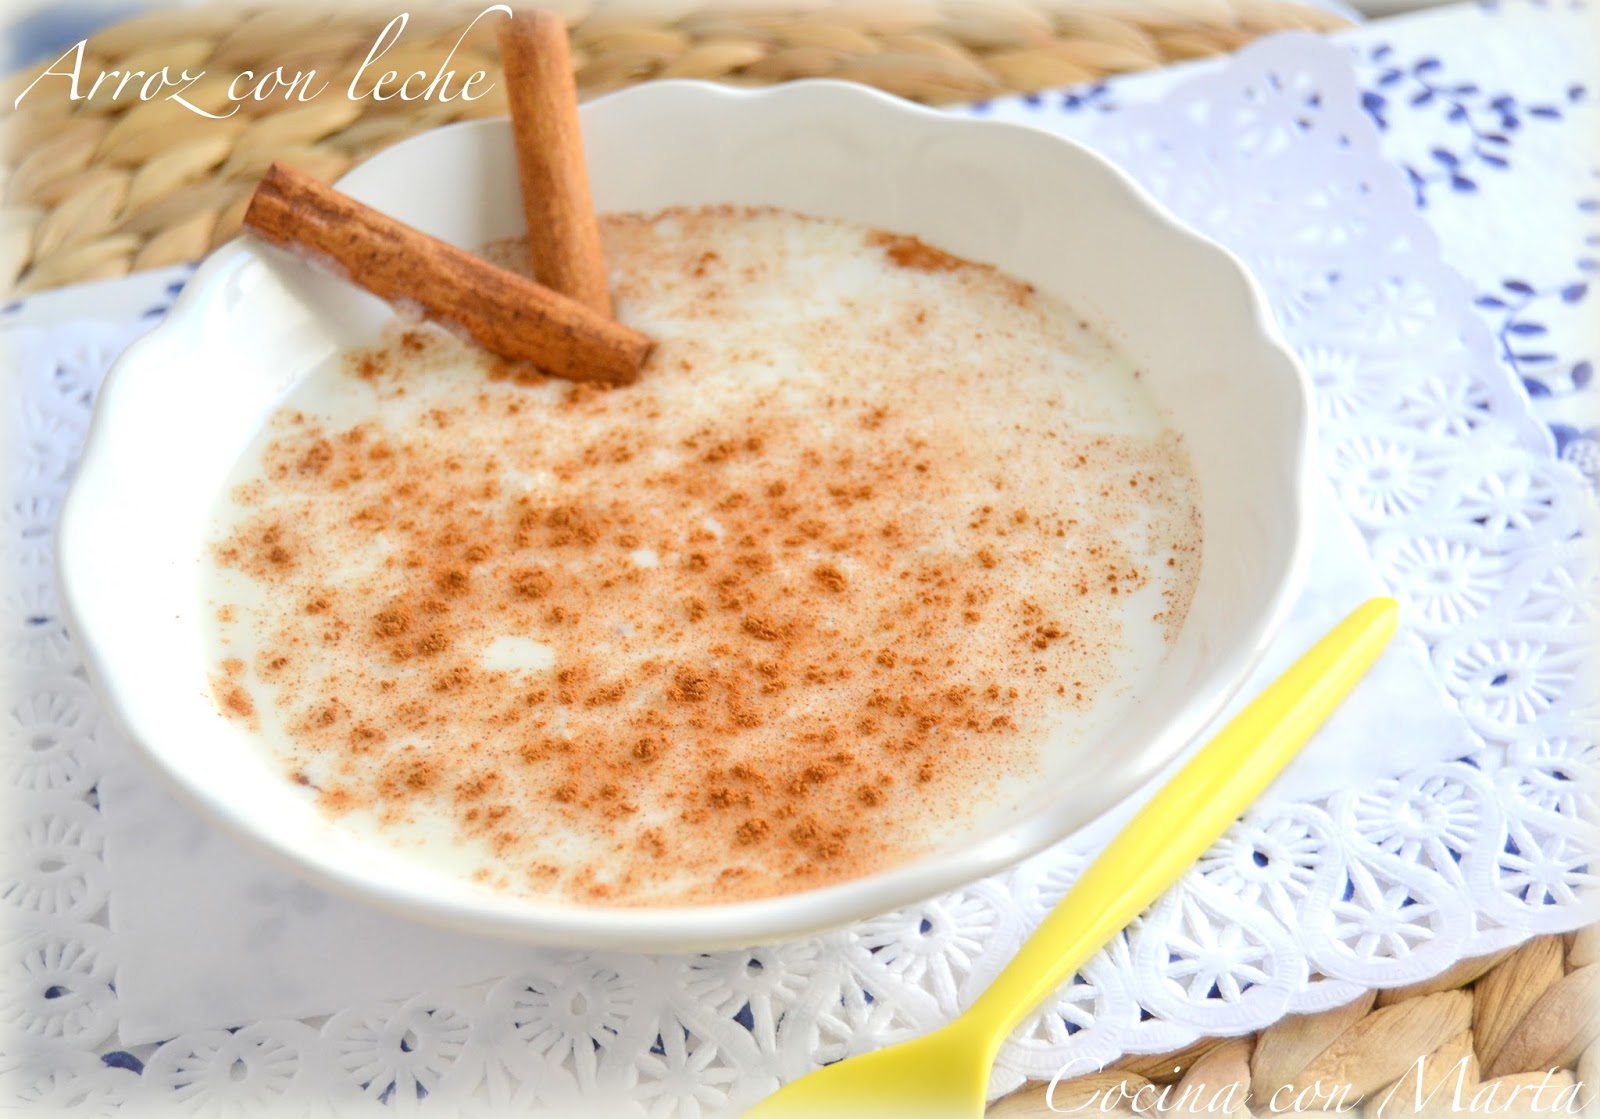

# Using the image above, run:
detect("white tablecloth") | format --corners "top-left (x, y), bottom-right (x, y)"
top-left (2, 3), bottom-right (1595, 1113)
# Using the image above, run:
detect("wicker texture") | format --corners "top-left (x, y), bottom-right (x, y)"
top-left (0, 0), bottom-right (1348, 294)
top-left (990, 928), bottom-right (1600, 1116)
top-left (8, 5), bottom-right (1596, 1107)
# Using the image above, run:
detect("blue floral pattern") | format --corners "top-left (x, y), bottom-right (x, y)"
top-left (1473, 274), bottom-right (1591, 396)
top-left (969, 81), bottom-right (1119, 118)
top-left (958, 3), bottom-right (1598, 489)
top-left (2, 18), bottom-right (1595, 1114)
top-left (1350, 8), bottom-right (1599, 489)
top-left (1358, 46), bottom-right (1585, 206)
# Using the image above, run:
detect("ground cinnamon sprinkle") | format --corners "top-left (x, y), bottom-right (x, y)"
top-left (219, 684), bottom-right (253, 718)
top-left (867, 230), bottom-right (964, 273)
top-left (207, 206), bottom-right (1202, 907)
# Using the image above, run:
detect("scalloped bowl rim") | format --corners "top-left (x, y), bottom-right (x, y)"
top-left (57, 79), bottom-right (1315, 950)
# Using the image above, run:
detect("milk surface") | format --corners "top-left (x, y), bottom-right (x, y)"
top-left (203, 207), bottom-right (1201, 905)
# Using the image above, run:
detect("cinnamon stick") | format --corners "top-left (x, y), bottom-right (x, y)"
top-left (498, 11), bottom-right (612, 315)
top-left (242, 162), bottom-right (650, 384)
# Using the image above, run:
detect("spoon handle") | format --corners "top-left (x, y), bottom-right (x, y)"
top-left (964, 597), bottom-right (1399, 1046)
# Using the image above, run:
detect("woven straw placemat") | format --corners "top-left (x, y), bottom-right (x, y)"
top-left (993, 929), bottom-right (1600, 1116)
top-left (0, 0), bottom-right (1349, 295)
top-left (12, 3), bottom-right (1595, 1110)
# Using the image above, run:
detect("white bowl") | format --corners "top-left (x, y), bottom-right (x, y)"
top-left (58, 80), bottom-right (1313, 951)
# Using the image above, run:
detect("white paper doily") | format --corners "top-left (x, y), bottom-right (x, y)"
top-left (3, 31), bottom-right (1597, 1118)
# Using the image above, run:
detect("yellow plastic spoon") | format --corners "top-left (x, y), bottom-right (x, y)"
top-left (745, 596), bottom-right (1399, 1119)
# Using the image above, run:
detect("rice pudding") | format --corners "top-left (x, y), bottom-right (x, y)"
top-left (205, 205), bottom-right (1201, 906)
